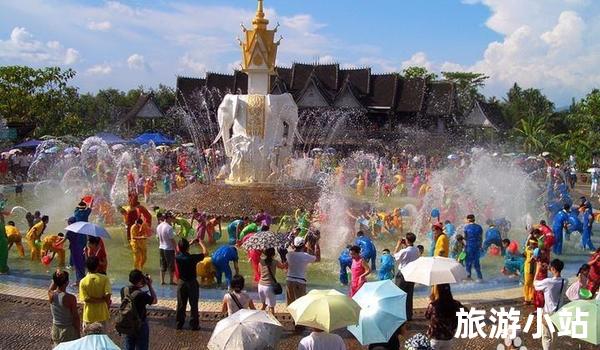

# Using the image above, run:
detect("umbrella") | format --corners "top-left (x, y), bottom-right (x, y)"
top-left (64, 147), bottom-right (79, 154)
top-left (551, 299), bottom-right (600, 345)
top-left (156, 145), bottom-right (169, 150)
top-left (65, 222), bottom-right (111, 239)
top-left (447, 154), bottom-right (458, 160)
top-left (240, 231), bottom-right (288, 251)
top-left (400, 257), bottom-right (467, 286)
top-left (288, 289), bottom-right (361, 332)
top-left (44, 146), bottom-right (60, 154)
top-left (111, 144), bottom-right (124, 151)
top-left (8, 149), bottom-right (22, 155)
top-left (182, 142), bottom-right (195, 147)
top-left (12, 139), bottom-right (41, 149)
top-left (347, 280), bottom-right (407, 345)
top-left (207, 309), bottom-right (283, 350)
top-left (54, 335), bottom-right (120, 350)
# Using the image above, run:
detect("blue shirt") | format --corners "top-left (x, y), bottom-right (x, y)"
top-left (73, 207), bottom-right (91, 222)
top-left (355, 235), bottom-right (376, 259)
top-left (211, 245), bottom-right (239, 263)
top-left (464, 223), bottom-right (483, 249)
top-left (485, 227), bottom-right (501, 242)
top-left (444, 223), bottom-right (456, 236)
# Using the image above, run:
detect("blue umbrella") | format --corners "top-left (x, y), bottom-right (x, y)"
top-left (347, 280), bottom-right (407, 345)
top-left (54, 335), bottom-right (120, 349)
top-left (65, 222), bottom-right (111, 239)
top-left (133, 132), bottom-right (175, 145)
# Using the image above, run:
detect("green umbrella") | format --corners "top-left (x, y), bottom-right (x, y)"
top-left (551, 299), bottom-right (600, 345)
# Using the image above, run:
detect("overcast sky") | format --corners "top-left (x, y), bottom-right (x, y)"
top-left (2, 0), bottom-right (600, 105)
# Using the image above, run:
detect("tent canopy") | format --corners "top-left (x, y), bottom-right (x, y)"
top-left (13, 139), bottom-right (42, 149)
top-left (133, 132), bottom-right (175, 145)
top-left (95, 132), bottom-right (127, 145)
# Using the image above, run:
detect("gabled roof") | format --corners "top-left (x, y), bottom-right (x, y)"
top-left (396, 78), bottom-right (426, 112)
top-left (339, 68), bottom-right (370, 95)
top-left (296, 71), bottom-right (332, 107)
top-left (366, 74), bottom-right (398, 108)
top-left (120, 93), bottom-right (164, 126)
top-left (426, 81), bottom-right (456, 116)
top-left (291, 63), bottom-right (339, 92)
top-left (233, 70), bottom-right (248, 94)
top-left (270, 76), bottom-right (289, 94)
top-left (333, 76), bottom-right (364, 108)
top-left (176, 76), bottom-right (205, 105)
top-left (464, 100), bottom-right (507, 130)
top-left (275, 67), bottom-right (293, 88)
top-left (206, 72), bottom-right (234, 93)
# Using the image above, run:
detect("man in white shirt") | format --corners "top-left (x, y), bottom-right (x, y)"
top-left (156, 212), bottom-right (177, 285)
top-left (298, 329), bottom-right (346, 350)
top-left (286, 237), bottom-right (316, 306)
top-left (533, 258), bottom-right (566, 350)
top-left (393, 232), bottom-right (420, 320)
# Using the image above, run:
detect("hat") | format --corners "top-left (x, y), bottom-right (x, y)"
top-left (293, 236), bottom-right (305, 247)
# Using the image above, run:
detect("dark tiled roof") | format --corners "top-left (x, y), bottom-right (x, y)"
top-left (366, 74), bottom-right (398, 108)
top-left (426, 82), bottom-right (455, 116)
top-left (206, 72), bottom-right (234, 93)
top-left (296, 71), bottom-right (333, 105)
top-left (396, 78), bottom-right (426, 112)
top-left (290, 63), bottom-right (339, 93)
top-left (333, 78), bottom-right (365, 108)
top-left (477, 100), bottom-right (508, 129)
top-left (291, 63), bottom-right (315, 91)
top-left (276, 67), bottom-right (293, 88)
top-left (339, 68), bottom-right (370, 95)
top-left (176, 76), bottom-right (205, 105)
top-left (233, 71), bottom-right (248, 94)
top-left (119, 93), bottom-right (164, 126)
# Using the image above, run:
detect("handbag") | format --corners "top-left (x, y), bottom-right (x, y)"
top-left (266, 263), bottom-right (283, 295)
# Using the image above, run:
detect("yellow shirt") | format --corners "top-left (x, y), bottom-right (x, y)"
top-left (434, 234), bottom-right (449, 257)
top-left (42, 235), bottom-right (62, 250)
top-left (79, 272), bottom-right (111, 323)
top-left (5, 225), bottom-right (20, 238)
top-left (26, 221), bottom-right (45, 241)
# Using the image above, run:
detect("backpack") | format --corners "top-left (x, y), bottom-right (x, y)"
top-left (115, 287), bottom-right (142, 336)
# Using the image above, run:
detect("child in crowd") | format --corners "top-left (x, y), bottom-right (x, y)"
top-left (85, 236), bottom-right (107, 274)
top-left (349, 245), bottom-right (371, 297)
top-left (416, 245), bottom-right (424, 257)
top-left (450, 234), bottom-right (465, 263)
top-left (501, 239), bottom-right (523, 278)
top-left (378, 249), bottom-right (395, 280)
top-left (221, 274), bottom-right (255, 316)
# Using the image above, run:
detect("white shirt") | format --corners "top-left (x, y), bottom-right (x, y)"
top-left (394, 245), bottom-right (420, 270)
top-left (298, 332), bottom-right (346, 350)
top-left (534, 276), bottom-right (566, 314)
top-left (286, 251), bottom-right (317, 284)
top-left (156, 221), bottom-right (175, 250)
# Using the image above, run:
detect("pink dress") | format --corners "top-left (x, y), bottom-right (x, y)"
top-left (350, 258), bottom-right (366, 297)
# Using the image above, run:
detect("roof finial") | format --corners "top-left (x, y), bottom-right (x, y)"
top-left (252, 0), bottom-right (269, 28)
top-left (257, 0), bottom-right (264, 18)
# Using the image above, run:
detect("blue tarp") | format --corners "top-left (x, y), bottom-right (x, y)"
top-left (12, 139), bottom-right (42, 149)
top-left (133, 132), bottom-right (175, 145)
top-left (95, 132), bottom-right (127, 145)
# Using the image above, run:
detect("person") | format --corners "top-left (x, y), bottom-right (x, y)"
top-left (130, 219), bottom-right (149, 271)
top-left (121, 269), bottom-right (157, 350)
top-left (221, 274), bottom-right (255, 316)
top-left (33, 211), bottom-right (42, 226)
top-left (355, 230), bottom-right (377, 270)
top-left (433, 223), bottom-right (448, 257)
top-left (349, 245), bottom-right (371, 297)
top-left (443, 220), bottom-right (455, 237)
top-left (205, 215), bottom-right (221, 244)
top-left (41, 233), bottom-right (67, 268)
top-left (551, 204), bottom-right (570, 255)
top-left (534, 259), bottom-right (566, 350)
top-left (85, 236), bottom-right (107, 274)
top-left (258, 247), bottom-right (286, 314)
top-left (501, 239), bottom-right (523, 278)
top-left (286, 237), bottom-right (317, 305)
top-left (450, 234), bottom-right (465, 262)
top-left (417, 244), bottom-right (424, 256)
top-left (162, 174), bottom-right (171, 195)
top-left (175, 238), bottom-right (206, 330)
top-left (298, 328), bottom-right (347, 350)
top-left (305, 229), bottom-right (321, 261)
top-left (483, 220), bottom-right (503, 255)
top-left (463, 214), bottom-right (483, 280)
top-left (79, 256), bottom-right (111, 329)
top-left (26, 215), bottom-right (48, 261)
top-left (25, 212), bottom-right (34, 229)
top-left (591, 166), bottom-right (599, 199)
top-left (338, 246), bottom-right (352, 286)
top-left (156, 212), bottom-right (177, 285)
top-left (74, 200), bottom-right (92, 222)
top-left (65, 216), bottom-right (86, 284)
top-left (143, 177), bottom-right (154, 204)
top-left (424, 284), bottom-right (465, 350)
top-left (6, 220), bottom-right (24, 257)
top-left (211, 244), bottom-right (239, 288)
top-left (48, 270), bottom-right (80, 346)
top-left (522, 231), bottom-right (538, 305)
top-left (379, 248), bottom-right (395, 280)
top-left (587, 248), bottom-right (600, 295)
top-left (226, 217), bottom-right (247, 245)
top-left (580, 201), bottom-right (595, 251)
top-left (566, 264), bottom-right (591, 301)
top-left (394, 232), bottom-right (420, 320)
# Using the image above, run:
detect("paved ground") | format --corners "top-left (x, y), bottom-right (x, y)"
top-left (0, 287), bottom-right (596, 349)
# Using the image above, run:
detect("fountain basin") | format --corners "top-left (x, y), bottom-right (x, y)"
top-left (160, 180), bottom-right (320, 217)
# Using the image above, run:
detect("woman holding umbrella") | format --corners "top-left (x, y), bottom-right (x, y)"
top-left (425, 284), bottom-right (465, 349)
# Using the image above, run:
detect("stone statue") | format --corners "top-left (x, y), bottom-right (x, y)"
top-left (214, 93), bottom-right (298, 183)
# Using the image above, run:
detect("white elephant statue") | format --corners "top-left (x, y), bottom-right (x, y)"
top-left (213, 93), bottom-right (299, 183)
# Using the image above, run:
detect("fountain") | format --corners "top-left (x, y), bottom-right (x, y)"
top-left (162, 0), bottom-right (319, 216)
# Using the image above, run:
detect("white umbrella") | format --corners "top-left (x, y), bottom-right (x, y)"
top-left (111, 144), bottom-right (124, 151)
top-left (54, 335), bottom-right (120, 350)
top-left (400, 256), bottom-right (467, 285)
top-left (8, 149), bottom-right (22, 155)
top-left (207, 309), bottom-right (283, 350)
top-left (65, 222), bottom-right (111, 239)
top-left (182, 142), bottom-right (195, 147)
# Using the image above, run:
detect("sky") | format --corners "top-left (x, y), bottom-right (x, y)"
top-left (1, 0), bottom-right (600, 105)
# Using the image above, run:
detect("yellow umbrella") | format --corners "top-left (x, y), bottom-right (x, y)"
top-left (287, 289), bottom-right (361, 332)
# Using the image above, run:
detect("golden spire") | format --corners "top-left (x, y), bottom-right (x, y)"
top-left (240, 0), bottom-right (279, 75)
top-left (252, 0), bottom-right (268, 29)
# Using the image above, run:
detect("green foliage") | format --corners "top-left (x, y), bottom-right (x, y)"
top-left (502, 83), bottom-right (554, 127)
top-left (401, 66), bottom-right (438, 81)
top-left (441, 71), bottom-right (488, 115)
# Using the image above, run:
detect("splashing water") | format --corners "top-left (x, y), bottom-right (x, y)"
top-left (110, 152), bottom-right (138, 207)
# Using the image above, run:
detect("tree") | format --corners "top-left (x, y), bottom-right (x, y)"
top-left (401, 66), bottom-right (438, 81)
top-left (502, 83), bottom-right (555, 127)
top-left (441, 71), bottom-right (488, 115)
